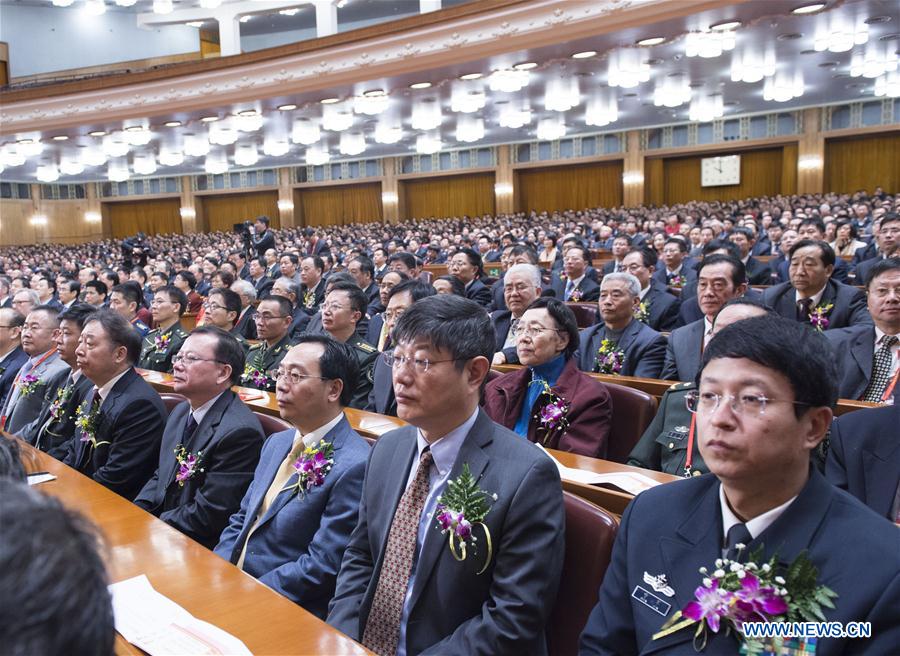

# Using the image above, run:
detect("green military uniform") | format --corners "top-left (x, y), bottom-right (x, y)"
top-left (229, 330), bottom-right (250, 354)
top-left (346, 334), bottom-right (378, 410)
top-left (240, 334), bottom-right (294, 391)
top-left (138, 322), bottom-right (189, 373)
top-left (626, 382), bottom-right (709, 478)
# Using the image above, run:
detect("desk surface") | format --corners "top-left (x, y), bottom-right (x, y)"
top-left (18, 442), bottom-right (370, 656)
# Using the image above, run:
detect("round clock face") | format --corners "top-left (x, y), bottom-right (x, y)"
top-left (701, 155), bottom-right (741, 186)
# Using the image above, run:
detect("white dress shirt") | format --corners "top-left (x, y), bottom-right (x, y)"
top-left (719, 485), bottom-right (797, 543)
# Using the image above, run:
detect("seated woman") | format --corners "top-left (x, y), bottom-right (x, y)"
top-left (482, 297), bottom-right (613, 458)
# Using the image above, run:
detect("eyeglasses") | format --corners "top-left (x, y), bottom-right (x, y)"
top-left (321, 302), bottom-right (349, 313)
top-left (173, 353), bottom-right (226, 366)
top-left (511, 324), bottom-right (562, 339)
top-left (269, 368), bottom-right (328, 385)
top-left (254, 313), bottom-right (288, 322)
top-left (203, 302), bottom-right (226, 312)
top-left (383, 309), bottom-right (406, 322)
top-left (685, 390), bottom-right (811, 417)
top-left (382, 352), bottom-right (462, 374)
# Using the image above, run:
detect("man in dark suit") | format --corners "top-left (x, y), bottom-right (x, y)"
top-left (250, 215), bottom-right (276, 258)
top-left (35, 275), bottom-right (63, 312)
top-left (825, 258), bottom-right (900, 402)
top-left (135, 327), bottom-right (265, 548)
top-left (248, 256), bottom-right (274, 300)
top-left (728, 226), bottom-right (771, 285)
top-left (299, 256), bottom-right (327, 315)
top-left (620, 249), bottom-right (680, 332)
top-left (347, 256), bottom-right (381, 315)
top-left (581, 315), bottom-right (900, 655)
top-left (487, 245), bottom-right (540, 313)
top-left (230, 279), bottom-right (258, 340)
top-left (62, 310), bottom-right (166, 500)
top-left (651, 238), bottom-right (697, 291)
top-left (826, 404), bottom-right (900, 523)
top-left (0, 308), bottom-right (26, 411)
top-left (215, 335), bottom-right (371, 618)
top-left (0, 276), bottom-right (12, 309)
top-left (854, 214), bottom-right (899, 284)
top-left (366, 280), bottom-right (435, 416)
top-left (797, 217), bottom-right (851, 283)
top-left (490, 264), bottom-right (542, 366)
top-left (662, 256), bottom-right (747, 381)
top-left (328, 295), bottom-right (565, 656)
top-left (448, 248), bottom-right (493, 307)
top-left (602, 235), bottom-right (633, 276)
top-left (577, 272), bottom-right (666, 378)
top-left (550, 245), bottom-right (600, 302)
top-left (321, 284), bottom-right (378, 410)
top-left (270, 277), bottom-right (311, 340)
top-left (762, 240), bottom-right (871, 331)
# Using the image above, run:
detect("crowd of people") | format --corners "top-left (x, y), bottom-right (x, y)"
top-left (0, 188), bottom-right (898, 655)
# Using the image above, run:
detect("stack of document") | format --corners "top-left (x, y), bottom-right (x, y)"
top-left (536, 445), bottom-right (663, 496)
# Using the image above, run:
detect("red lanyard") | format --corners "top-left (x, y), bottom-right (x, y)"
top-left (882, 351), bottom-right (900, 403)
top-left (682, 413), bottom-right (697, 478)
top-left (13, 348), bottom-right (56, 386)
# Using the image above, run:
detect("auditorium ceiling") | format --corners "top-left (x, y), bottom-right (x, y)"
top-left (0, 0), bottom-right (897, 183)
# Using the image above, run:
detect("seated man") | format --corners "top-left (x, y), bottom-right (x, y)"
top-left (627, 298), bottom-right (773, 477)
top-left (367, 280), bottom-right (435, 416)
top-left (728, 226), bottom-right (771, 285)
top-left (242, 296), bottom-right (295, 391)
top-left (580, 314), bottom-right (900, 655)
top-left (347, 256), bottom-right (381, 315)
top-left (320, 282), bottom-right (378, 409)
top-left (550, 245), bottom-right (600, 302)
top-left (491, 263), bottom-right (542, 366)
top-left (855, 213), bottom-right (899, 283)
top-left (135, 326), bottom-right (264, 547)
top-left (662, 255), bottom-right (747, 381)
top-left (328, 295), bottom-right (565, 655)
top-left (366, 271), bottom-right (409, 350)
top-left (484, 297), bottom-right (613, 458)
top-left (229, 279), bottom-right (258, 340)
top-left (270, 276), bottom-right (311, 339)
top-left (299, 256), bottom-right (327, 315)
top-left (826, 403), bottom-right (900, 522)
top-left (0, 308), bottom-right (27, 412)
top-left (0, 480), bottom-right (115, 656)
top-left (577, 272), bottom-right (666, 379)
top-left (139, 285), bottom-right (189, 373)
top-left (203, 287), bottom-right (250, 351)
top-left (1, 306), bottom-right (69, 436)
top-left (63, 310), bottom-right (167, 499)
top-left (109, 282), bottom-right (150, 338)
top-left (763, 239), bottom-right (871, 331)
top-left (215, 335), bottom-right (370, 618)
top-left (81, 280), bottom-right (108, 308)
top-left (651, 238), bottom-right (697, 291)
top-left (826, 258), bottom-right (900, 402)
top-left (620, 248), bottom-right (680, 332)
top-left (173, 270), bottom-right (203, 314)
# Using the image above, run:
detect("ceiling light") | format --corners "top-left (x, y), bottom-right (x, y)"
top-left (409, 82), bottom-right (432, 89)
top-left (415, 134), bottom-right (442, 155)
top-left (637, 36), bottom-right (666, 46)
top-left (183, 134), bottom-right (211, 157)
top-left (653, 73), bottom-right (691, 107)
top-left (208, 120), bottom-right (238, 145)
top-left (306, 146), bottom-right (330, 165)
top-left (277, 104), bottom-right (297, 111)
top-left (81, 148), bottom-right (107, 167)
top-left (36, 164), bottom-right (60, 183)
top-left (585, 92), bottom-right (618, 127)
top-left (125, 126), bottom-right (152, 146)
top-left (710, 20), bottom-right (741, 31)
top-left (88, 130), bottom-right (107, 137)
top-left (52, 0), bottom-right (75, 6)
top-left (689, 90), bottom-right (725, 121)
top-left (544, 77), bottom-right (580, 112)
top-left (263, 137), bottom-right (290, 157)
top-left (763, 69), bottom-right (804, 102)
top-left (133, 154), bottom-right (158, 176)
top-left (607, 48), bottom-right (651, 87)
top-left (52, 135), bottom-right (69, 141)
top-left (374, 122), bottom-right (402, 144)
top-left (874, 70), bottom-right (900, 97)
top-left (849, 43), bottom-right (898, 78)
top-left (186, 21), bottom-right (204, 28)
top-left (455, 115), bottom-right (484, 143)
top-left (488, 69), bottom-right (530, 92)
top-left (115, 0), bottom-right (136, 5)
top-left (814, 16), bottom-right (868, 52)
top-left (685, 29), bottom-right (737, 58)
top-left (536, 117), bottom-right (566, 141)
top-left (363, 89), bottom-right (386, 97)
top-left (108, 161), bottom-right (130, 182)
top-left (204, 152), bottom-right (229, 175)
top-left (320, 97), bottom-right (341, 104)
top-left (199, 0), bottom-right (221, 7)
top-left (235, 111), bottom-right (263, 132)
top-left (498, 103), bottom-right (531, 129)
top-left (0, 146), bottom-right (25, 168)
top-left (572, 50), bottom-right (597, 59)
top-left (513, 62), bottom-right (537, 70)
top-left (239, 15), bottom-right (251, 23)
top-left (234, 143), bottom-right (259, 167)
top-left (450, 81), bottom-right (486, 113)
top-left (164, 121), bottom-right (182, 128)
top-left (102, 133), bottom-right (130, 158)
top-left (322, 102), bottom-right (354, 131)
top-left (339, 132), bottom-right (366, 156)
top-left (292, 118), bottom-right (321, 145)
top-left (152, 0), bottom-right (173, 15)
top-left (792, 2), bottom-right (826, 13)
top-left (16, 139), bottom-right (43, 158)
top-left (354, 91), bottom-right (389, 116)
top-left (459, 73), bottom-right (483, 80)
top-left (60, 154), bottom-right (85, 176)
top-left (159, 148), bottom-right (184, 167)
top-left (411, 100), bottom-right (442, 131)
top-left (84, 0), bottom-right (106, 16)
top-left (200, 115), bottom-right (219, 123)
top-left (731, 46), bottom-right (777, 83)
top-left (279, 8), bottom-right (299, 16)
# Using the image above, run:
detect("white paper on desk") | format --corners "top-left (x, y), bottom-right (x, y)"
top-left (535, 444), bottom-right (662, 496)
top-left (26, 473), bottom-right (57, 485)
top-left (109, 575), bottom-right (252, 656)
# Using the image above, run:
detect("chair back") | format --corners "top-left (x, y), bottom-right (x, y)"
top-left (159, 393), bottom-right (187, 416)
top-left (547, 492), bottom-right (618, 656)
top-left (603, 382), bottom-right (657, 464)
top-left (253, 411), bottom-right (292, 437)
top-left (566, 302), bottom-right (598, 329)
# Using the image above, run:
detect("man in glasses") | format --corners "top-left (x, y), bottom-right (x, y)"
top-left (135, 327), bottom-right (265, 548)
top-left (242, 296), bottom-right (295, 391)
top-left (215, 335), bottom-right (370, 618)
top-left (0, 308), bottom-right (27, 412)
top-left (138, 285), bottom-right (189, 373)
top-left (328, 295), bottom-right (564, 656)
top-left (581, 314), bottom-right (900, 654)
top-left (202, 288), bottom-right (250, 351)
top-left (320, 282), bottom-right (378, 410)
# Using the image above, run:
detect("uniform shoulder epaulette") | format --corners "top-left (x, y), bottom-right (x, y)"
top-left (145, 328), bottom-right (160, 337)
top-left (669, 381), bottom-right (693, 391)
top-left (356, 340), bottom-right (377, 353)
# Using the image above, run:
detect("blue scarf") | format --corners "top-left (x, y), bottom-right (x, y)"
top-left (513, 353), bottom-right (567, 437)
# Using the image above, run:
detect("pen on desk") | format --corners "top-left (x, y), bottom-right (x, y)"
top-left (28, 471), bottom-right (50, 476)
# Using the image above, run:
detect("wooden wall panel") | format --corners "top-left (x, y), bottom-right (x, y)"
top-left (198, 191), bottom-right (280, 233)
top-left (0, 198), bottom-right (105, 245)
top-left (105, 198), bottom-right (182, 238)
top-left (401, 173), bottom-right (495, 219)
top-left (0, 199), bottom-right (39, 245)
top-left (515, 161), bottom-right (623, 213)
top-left (824, 133), bottom-right (900, 194)
top-left (644, 158), bottom-right (665, 206)
top-left (297, 182), bottom-right (383, 226)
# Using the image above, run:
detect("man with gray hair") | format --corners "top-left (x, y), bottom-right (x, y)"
top-left (491, 263), bottom-right (542, 366)
top-left (230, 279), bottom-right (258, 340)
top-left (577, 272), bottom-right (667, 378)
top-left (11, 289), bottom-right (40, 319)
top-left (271, 276), bottom-right (310, 338)
top-left (0, 276), bottom-right (12, 309)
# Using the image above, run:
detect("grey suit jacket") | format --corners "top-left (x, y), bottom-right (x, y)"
top-left (577, 319), bottom-right (667, 379)
top-left (1, 351), bottom-right (69, 436)
top-left (327, 409), bottom-right (565, 655)
top-left (365, 348), bottom-right (396, 416)
top-left (661, 319), bottom-right (705, 382)
top-left (825, 324), bottom-right (899, 402)
top-left (762, 279), bottom-right (872, 330)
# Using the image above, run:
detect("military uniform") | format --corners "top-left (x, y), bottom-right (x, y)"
top-left (131, 317), bottom-right (151, 339)
top-left (626, 381), bottom-right (708, 477)
top-left (346, 333), bottom-right (378, 410)
top-left (240, 334), bottom-right (294, 391)
top-left (139, 322), bottom-right (189, 373)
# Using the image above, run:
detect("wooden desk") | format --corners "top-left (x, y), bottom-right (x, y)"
top-left (17, 442), bottom-right (369, 656)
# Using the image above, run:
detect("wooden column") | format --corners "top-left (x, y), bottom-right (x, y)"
top-left (622, 130), bottom-right (645, 207)
top-left (494, 145), bottom-right (514, 214)
top-left (277, 167), bottom-right (296, 228)
top-left (85, 181), bottom-right (106, 239)
top-left (797, 108), bottom-right (825, 194)
top-left (179, 175), bottom-right (199, 233)
top-left (382, 157), bottom-right (400, 223)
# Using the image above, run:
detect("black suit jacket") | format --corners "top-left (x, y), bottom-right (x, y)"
top-left (365, 348), bottom-right (396, 416)
top-left (62, 368), bottom-right (167, 499)
top-left (577, 319), bottom-right (667, 379)
top-left (30, 369), bottom-right (94, 459)
top-left (488, 276), bottom-right (506, 312)
top-left (251, 275), bottom-right (274, 300)
top-left (550, 274), bottom-right (600, 302)
top-left (251, 229), bottom-right (276, 257)
top-left (650, 265), bottom-right (697, 290)
top-left (641, 285), bottom-right (680, 332)
top-left (465, 278), bottom-right (493, 307)
top-left (0, 346), bottom-right (27, 412)
top-left (825, 324), bottom-right (899, 402)
top-left (743, 255), bottom-right (772, 285)
top-left (490, 310), bottom-right (519, 365)
top-left (826, 404), bottom-right (900, 521)
top-left (134, 391), bottom-right (265, 548)
top-left (855, 255), bottom-right (895, 286)
top-left (661, 318), bottom-right (705, 382)
top-left (762, 279), bottom-right (872, 330)
top-left (234, 306), bottom-right (258, 340)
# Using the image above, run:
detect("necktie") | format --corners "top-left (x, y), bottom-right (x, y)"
top-left (565, 280), bottom-right (574, 301)
top-left (724, 523), bottom-right (753, 561)
top-left (862, 336), bottom-right (899, 402)
top-left (181, 413), bottom-right (198, 449)
top-left (797, 298), bottom-right (814, 323)
top-left (237, 432), bottom-right (305, 570)
top-left (362, 448), bottom-right (434, 656)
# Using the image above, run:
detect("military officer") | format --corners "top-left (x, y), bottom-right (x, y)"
top-left (202, 287), bottom-right (251, 353)
top-left (241, 296), bottom-right (294, 391)
top-left (320, 283), bottom-right (377, 409)
top-left (138, 286), bottom-right (189, 373)
top-left (109, 283), bottom-right (150, 339)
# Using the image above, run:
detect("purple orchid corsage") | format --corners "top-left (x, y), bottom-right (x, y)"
top-left (433, 463), bottom-right (496, 575)
top-left (282, 440), bottom-right (334, 498)
top-left (174, 444), bottom-right (204, 486)
top-left (809, 302), bottom-right (834, 332)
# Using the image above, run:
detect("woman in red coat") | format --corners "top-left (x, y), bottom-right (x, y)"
top-left (482, 297), bottom-right (613, 458)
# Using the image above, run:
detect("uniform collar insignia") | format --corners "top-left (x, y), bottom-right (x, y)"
top-left (643, 571), bottom-right (675, 597)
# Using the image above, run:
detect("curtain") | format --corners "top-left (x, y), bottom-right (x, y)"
top-left (105, 198), bottom-right (182, 238)
top-left (515, 161), bottom-right (623, 213)
top-left (644, 158), bottom-right (665, 206)
top-left (659, 147), bottom-right (787, 204)
top-left (825, 133), bottom-right (900, 194)
top-left (199, 191), bottom-right (280, 233)
top-left (401, 173), bottom-right (495, 219)
top-left (298, 183), bottom-right (382, 226)
top-left (781, 143), bottom-right (798, 195)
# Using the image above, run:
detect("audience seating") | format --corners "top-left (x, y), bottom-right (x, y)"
top-left (547, 492), bottom-right (618, 656)
top-left (602, 382), bottom-right (658, 464)
top-left (566, 302), bottom-right (599, 329)
top-left (253, 411), bottom-right (292, 437)
top-left (159, 392), bottom-right (187, 415)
